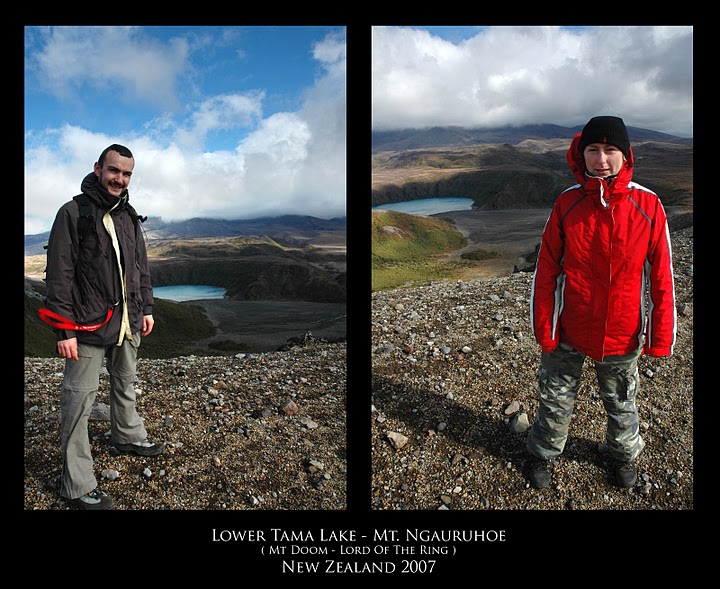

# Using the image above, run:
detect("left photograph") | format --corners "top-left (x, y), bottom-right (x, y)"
top-left (24, 25), bottom-right (347, 510)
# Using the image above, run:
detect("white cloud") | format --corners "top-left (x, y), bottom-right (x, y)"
top-left (24, 28), bottom-right (346, 235)
top-left (371, 25), bottom-right (693, 137)
top-left (174, 91), bottom-right (266, 150)
top-left (28, 26), bottom-right (189, 110)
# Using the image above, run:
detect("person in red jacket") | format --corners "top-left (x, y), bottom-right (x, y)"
top-left (525, 116), bottom-right (676, 490)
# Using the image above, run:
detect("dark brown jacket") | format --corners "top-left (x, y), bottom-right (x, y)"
top-left (44, 173), bottom-right (153, 346)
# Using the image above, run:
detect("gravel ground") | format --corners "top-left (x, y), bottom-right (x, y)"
top-left (371, 227), bottom-right (694, 510)
top-left (24, 341), bottom-right (346, 510)
top-left (22, 227), bottom-right (693, 514)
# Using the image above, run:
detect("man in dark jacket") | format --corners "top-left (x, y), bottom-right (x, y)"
top-left (44, 144), bottom-right (164, 510)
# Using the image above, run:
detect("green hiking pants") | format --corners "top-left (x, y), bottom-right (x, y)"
top-left (526, 342), bottom-right (645, 463)
top-left (59, 332), bottom-right (147, 500)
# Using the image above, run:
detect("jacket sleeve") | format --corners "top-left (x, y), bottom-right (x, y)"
top-left (137, 225), bottom-right (154, 316)
top-left (44, 203), bottom-right (79, 340)
top-left (531, 205), bottom-right (565, 353)
top-left (644, 200), bottom-right (676, 357)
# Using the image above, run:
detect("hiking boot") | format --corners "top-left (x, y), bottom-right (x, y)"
top-left (113, 438), bottom-right (165, 457)
top-left (526, 455), bottom-right (553, 489)
top-left (70, 488), bottom-right (115, 510)
top-left (614, 460), bottom-right (637, 488)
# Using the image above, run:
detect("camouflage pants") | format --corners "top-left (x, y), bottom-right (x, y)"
top-left (526, 342), bottom-right (644, 463)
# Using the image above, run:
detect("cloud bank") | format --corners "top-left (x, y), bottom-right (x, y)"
top-left (24, 27), bottom-right (346, 235)
top-left (372, 26), bottom-right (692, 138)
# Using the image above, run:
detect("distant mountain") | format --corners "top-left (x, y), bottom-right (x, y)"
top-left (24, 214), bottom-right (346, 256)
top-left (24, 234), bottom-right (51, 256)
top-left (371, 126), bottom-right (693, 211)
top-left (371, 124), bottom-right (691, 153)
top-left (143, 214), bottom-right (346, 239)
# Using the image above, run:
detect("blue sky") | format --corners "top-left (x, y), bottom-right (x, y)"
top-left (24, 26), bottom-right (346, 234)
top-left (372, 26), bottom-right (693, 138)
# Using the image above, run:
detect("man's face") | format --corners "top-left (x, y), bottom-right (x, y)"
top-left (583, 143), bottom-right (625, 178)
top-left (94, 150), bottom-right (134, 197)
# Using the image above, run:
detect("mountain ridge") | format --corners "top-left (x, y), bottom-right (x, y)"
top-left (372, 123), bottom-right (692, 153)
top-left (24, 214), bottom-right (346, 256)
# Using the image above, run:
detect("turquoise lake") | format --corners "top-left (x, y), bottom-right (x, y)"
top-left (372, 197), bottom-right (474, 216)
top-left (153, 285), bottom-right (226, 301)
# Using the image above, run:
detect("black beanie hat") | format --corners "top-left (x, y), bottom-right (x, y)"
top-left (578, 116), bottom-right (630, 160)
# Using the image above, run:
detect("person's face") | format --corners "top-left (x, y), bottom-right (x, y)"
top-left (94, 150), bottom-right (134, 197)
top-left (583, 143), bottom-right (625, 178)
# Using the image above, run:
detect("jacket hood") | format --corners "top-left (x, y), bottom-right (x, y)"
top-left (566, 131), bottom-right (635, 195)
top-left (80, 172), bottom-right (130, 212)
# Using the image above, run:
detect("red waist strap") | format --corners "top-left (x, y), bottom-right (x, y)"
top-left (37, 308), bottom-right (113, 332)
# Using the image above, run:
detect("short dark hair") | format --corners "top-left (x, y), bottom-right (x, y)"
top-left (98, 144), bottom-right (134, 167)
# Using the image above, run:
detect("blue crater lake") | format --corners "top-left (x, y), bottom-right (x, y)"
top-left (372, 197), bottom-right (474, 216)
top-left (153, 285), bottom-right (226, 302)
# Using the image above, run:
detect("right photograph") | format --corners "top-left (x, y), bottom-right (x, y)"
top-left (370, 25), bottom-right (693, 510)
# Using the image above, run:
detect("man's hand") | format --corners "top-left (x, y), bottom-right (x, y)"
top-left (143, 314), bottom-right (154, 336)
top-left (57, 337), bottom-right (78, 361)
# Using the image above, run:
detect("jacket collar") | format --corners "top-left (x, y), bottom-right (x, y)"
top-left (80, 172), bottom-right (130, 212)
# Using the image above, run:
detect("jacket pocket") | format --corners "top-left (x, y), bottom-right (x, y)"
top-left (598, 361), bottom-right (639, 403)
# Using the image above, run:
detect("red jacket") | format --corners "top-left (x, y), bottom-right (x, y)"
top-left (530, 133), bottom-right (676, 362)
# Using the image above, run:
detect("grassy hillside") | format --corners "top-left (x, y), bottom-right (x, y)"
top-left (371, 210), bottom-right (469, 290)
top-left (148, 235), bottom-right (287, 257)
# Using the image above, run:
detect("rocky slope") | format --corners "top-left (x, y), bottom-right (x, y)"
top-left (22, 227), bottom-right (693, 512)
top-left (24, 340), bottom-right (346, 510)
top-left (371, 227), bottom-right (693, 510)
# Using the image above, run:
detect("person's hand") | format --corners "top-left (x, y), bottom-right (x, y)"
top-left (143, 314), bottom-right (154, 336)
top-left (57, 337), bottom-right (78, 361)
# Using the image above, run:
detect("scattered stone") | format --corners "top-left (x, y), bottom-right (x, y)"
top-left (371, 227), bottom-right (693, 511)
top-left (89, 402), bottom-right (110, 422)
top-left (280, 399), bottom-right (300, 415)
top-left (23, 341), bottom-right (347, 511)
top-left (102, 468), bottom-right (119, 481)
top-left (504, 400), bottom-right (521, 415)
top-left (299, 416), bottom-right (319, 429)
top-left (376, 345), bottom-right (395, 354)
top-left (307, 460), bottom-right (324, 473)
top-left (386, 431), bottom-right (409, 450)
top-left (252, 406), bottom-right (274, 419)
top-left (510, 412), bottom-right (530, 433)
